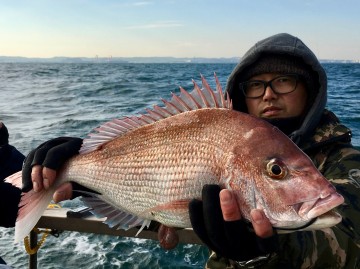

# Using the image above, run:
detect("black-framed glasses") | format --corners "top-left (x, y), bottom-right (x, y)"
top-left (239, 74), bottom-right (299, 99)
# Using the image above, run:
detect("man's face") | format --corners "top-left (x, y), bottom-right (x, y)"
top-left (245, 73), bottom-right (308, 119)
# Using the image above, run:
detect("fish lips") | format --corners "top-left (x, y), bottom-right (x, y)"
top-left (273, 192), bottom-right (344, 232)
top-left (275, 210), bottom-right (343, 233)
top-left (297, 192), bottom-right (344, 219)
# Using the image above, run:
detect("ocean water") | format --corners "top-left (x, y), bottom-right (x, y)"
top-left (0, 62), bottom-right (359, 268)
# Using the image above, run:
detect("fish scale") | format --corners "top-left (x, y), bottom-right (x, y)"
top-left (55, 109), bottom-right (233, 228)
top-left (8, 75), bottom-right (344, 243)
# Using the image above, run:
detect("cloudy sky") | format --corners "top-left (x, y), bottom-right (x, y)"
top-left (1, 0), bottom-right (359, 60)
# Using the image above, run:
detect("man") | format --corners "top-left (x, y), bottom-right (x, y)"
top-left (0, 122), bottom-right (24, 228)
top-left (0, 122), bottom-right (25, 267)
top-left (21, 33), bottom-right (360, 268)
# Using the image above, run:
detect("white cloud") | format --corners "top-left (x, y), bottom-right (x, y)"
top-left (124, 21), bottom-right (183, 29)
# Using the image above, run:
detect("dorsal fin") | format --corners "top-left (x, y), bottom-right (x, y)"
top-left (79, 73), bottom-right (232, 154)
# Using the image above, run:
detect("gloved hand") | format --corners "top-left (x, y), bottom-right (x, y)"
top-left (22, 137), bottom-right (83, 192)
top-left (189, 184), bottom-right (278, 261)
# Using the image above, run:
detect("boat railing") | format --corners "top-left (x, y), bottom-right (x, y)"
top-left (26, 207), bottom-right (203, 269)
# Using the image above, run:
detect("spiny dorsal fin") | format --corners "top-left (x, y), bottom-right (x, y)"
top-left (79, 73), bottom-right (231, 154)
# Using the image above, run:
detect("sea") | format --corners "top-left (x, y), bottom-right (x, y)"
top-left (0, 62), bottom-right (359, 269)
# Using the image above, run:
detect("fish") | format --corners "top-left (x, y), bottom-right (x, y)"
top-left (8, 74), bottom-right (344, 247)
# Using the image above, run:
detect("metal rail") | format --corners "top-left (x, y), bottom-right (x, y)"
top-left (27, 208), bottom-right (203, 269)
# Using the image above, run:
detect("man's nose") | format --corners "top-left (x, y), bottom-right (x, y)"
top-left (262, 85), bottom-right (277, 100)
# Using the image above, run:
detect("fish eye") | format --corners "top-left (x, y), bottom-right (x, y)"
top-left (266, 159), bottom-right (287, 179)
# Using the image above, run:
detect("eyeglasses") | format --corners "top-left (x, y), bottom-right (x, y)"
top-left (239, 74), bottom-right (299, 99)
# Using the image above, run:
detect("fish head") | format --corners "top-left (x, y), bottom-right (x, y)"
top-left (227, 124), bottom-right (344, 231)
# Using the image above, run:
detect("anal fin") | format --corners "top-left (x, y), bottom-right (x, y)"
top-left (80, 195), bottom-right (150, 234)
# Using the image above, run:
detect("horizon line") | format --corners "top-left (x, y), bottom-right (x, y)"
top-left (0, 55), bottom-right (358, 63)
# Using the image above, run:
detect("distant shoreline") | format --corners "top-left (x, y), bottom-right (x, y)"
top-left (0, 56), bottom-right (358, 64)
top-left (0, 56), bottom-right (240, 64)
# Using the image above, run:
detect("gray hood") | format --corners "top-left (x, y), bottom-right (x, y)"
top-left (225, 33), bottom-right (327, 145)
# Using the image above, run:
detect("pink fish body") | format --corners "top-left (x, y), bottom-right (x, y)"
top-left (10, 74), bottom-right (344, 243)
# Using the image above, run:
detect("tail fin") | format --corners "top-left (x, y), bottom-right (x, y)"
top-left (5, 171), bottom-right (23, 188)
top-left (11, 174), bottom-right (56, 243)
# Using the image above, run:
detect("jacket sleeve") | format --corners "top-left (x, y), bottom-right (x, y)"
top-left (321, 143), bottom-right (360, 244)
top-left (0, 182), bottom-right (21, 228)
top-left (0, 144), bottom-right (24, 228)
top-left (317, 142), bottom-right (360, 237)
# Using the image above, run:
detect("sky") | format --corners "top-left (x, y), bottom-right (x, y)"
top-left (1, 0), bottom-right (360, 60)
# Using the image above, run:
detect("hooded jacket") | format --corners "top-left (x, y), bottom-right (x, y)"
top-left (225, 33), bottom-right (327, 145)
top-left (206, 33), bottom-right (360, 269)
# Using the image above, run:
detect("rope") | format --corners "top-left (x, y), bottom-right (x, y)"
top-left (23, 203), bottom-right (62, 255)
top-left (24, 228), bottom-right (51, 255)
top-left (47, 203), bottom-right (62, 209)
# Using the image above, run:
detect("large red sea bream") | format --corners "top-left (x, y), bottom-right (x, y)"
top-left (8, 74), bottom-right (344, 247)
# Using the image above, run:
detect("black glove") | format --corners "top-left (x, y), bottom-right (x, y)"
top-left (22, 137), bottom-right (83, 192)
top-left (189, 185), bottom-right (278, 261)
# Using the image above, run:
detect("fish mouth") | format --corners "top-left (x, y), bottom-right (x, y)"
top-left (274, 210), bottom-right (342, 233)
top-left (274, 217), bottom-right (317, 232)
top-left (294, 192), bottom-right (344, 219)
top-left (271, 191), bottom-right (344, 232)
